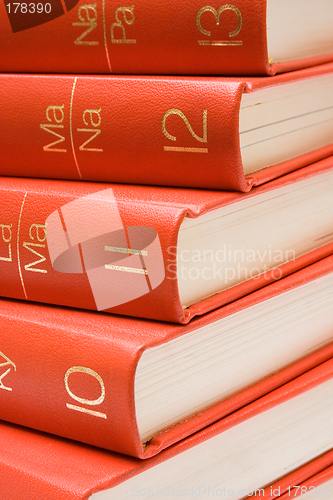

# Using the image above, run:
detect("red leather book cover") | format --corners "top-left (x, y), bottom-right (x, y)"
top-left (0, 64), bottom-right (333, 191)
top-left (0, 361), bottom-right (332, 499)
top-left (1, 255), bottom-right (333, 458)
top-left (1, 158), bottom-right (333, 323)
top-left (0, 0), bottom-right (332, 75)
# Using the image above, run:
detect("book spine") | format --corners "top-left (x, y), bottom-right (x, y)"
top-left (0, 177), bottom-right (186, 323)
top-left (0, 0), bottom-right (270, 75)
top-left (1, 294), bottom-right (333, 462)
top-left (0, 73), bottom-right (248, 191)
top-left (0, 298), bottom-right (145, 458)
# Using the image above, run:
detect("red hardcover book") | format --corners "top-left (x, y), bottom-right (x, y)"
top-left (251, 452), bottom-right (333, 499)
top-left (1, 256), bottom-right (333, 458)
top-left (0, 65), bottom-right (333, 190)
top-left (1, 159), bottom-right (333, 323)
top-left (0, 0), bottom-right (332, 76)
top-left (0, 361), bottom-right (333, 499)
top-left (277, 465), bottom-right (333, 500)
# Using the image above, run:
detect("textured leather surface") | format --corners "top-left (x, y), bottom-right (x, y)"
top-left (0, 64), bottom-right (333, 190)
top-left (0, 73), bottom-right (246, 191)
top-left (0, 257), bottom-right (333, 458)
top-left (0, 361), bottom-right (332, 499)
top-left (0, 157), bottom-right (333, 323)
top-left (0, 0), bottom-right (332, 75)
top-left (0, 0), bottom-right (270, 75)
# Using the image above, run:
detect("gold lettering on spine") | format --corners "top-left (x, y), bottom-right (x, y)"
top-left (196, 5), bottom-right (243, 45)
top-left (111, 6), bottom-right (136, 44)
top-left (162, 109), bottom-right (208, 153)
top-left (40, 105), bottom-right (67, 153)
top-left (29, 224), bottom-right (47, 243)
top-left (0, 351), bottom-right (16, 392)
top-left (22, 243), bottom-right (47, 273)
top-left (77, 108), bottom-right (103, 152)
top-left (40, 124), bottom-right (66, 152)
top-left (73, 4), bottom-right (99, 45)
top-left (77, 129), bottom-right (102, 151)
top-left (82, 109), bottom-right (102, 127)
top-left (65, 366), bottom-right (107, 419)
top-left (0, 224), bottom-right (12, 262)
top-left (23, 223), bottom-right (47, 273)
top-left (46, 105), bottom-right (66, 123)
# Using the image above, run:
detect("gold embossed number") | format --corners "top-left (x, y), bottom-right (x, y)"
top-left (196, 5), bottom-right (242, 46)
top-left (111, 6), bottom-right (136, 44)
top-left (162, 109), bottom-right (208, 153)
top-left (65, 366), bottom-right (107, 419)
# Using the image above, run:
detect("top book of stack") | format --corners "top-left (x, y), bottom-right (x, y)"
top-left (1, 0), bottom-right (333, 76)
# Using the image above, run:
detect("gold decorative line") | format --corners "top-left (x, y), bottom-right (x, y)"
top-left (212, 40), bottom-right (243, 46)
top-left (69, 77), bottom-right (82, 178)
top-left (164, 146), bottom-right (208, 153)
top-left (102, 0), bottom-right (112, 73)
top-left (17, 192), bottom-right (28, 299)
top-left (66, 404), bottom-right (107, 419)
top-left (105, 245), bottom-right (148, 256)
top-left (198, 40), bottom-right (243, 46)
top-left (105, 264), bottom-right (148, 275)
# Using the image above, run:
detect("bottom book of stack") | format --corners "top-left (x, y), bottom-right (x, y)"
top-left (0, 359), bottom-right (333, 499)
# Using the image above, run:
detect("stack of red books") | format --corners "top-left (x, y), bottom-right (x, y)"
top-left (0, 1), bottom-right (333, 498)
